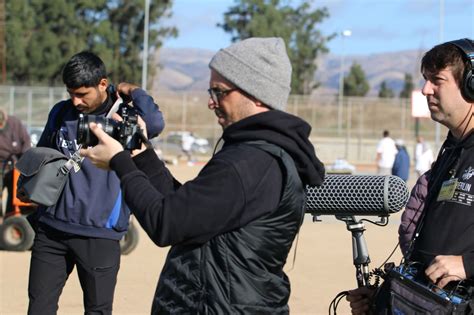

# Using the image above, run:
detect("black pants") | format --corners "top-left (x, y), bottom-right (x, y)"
top-left (28, 223), bottom-right (121, 315)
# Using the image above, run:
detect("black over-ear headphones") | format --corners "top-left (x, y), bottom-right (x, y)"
top-left (448, 38), bottom-right (474, 102)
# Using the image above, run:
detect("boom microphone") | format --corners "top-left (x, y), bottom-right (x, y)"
top-left (305, 175), bottom-right (409, 216)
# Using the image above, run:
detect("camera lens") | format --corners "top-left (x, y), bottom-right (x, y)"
top-left (77, 114), bottom-right (117, 146)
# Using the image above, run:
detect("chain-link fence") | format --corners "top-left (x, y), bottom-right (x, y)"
top-left (0, 85), bottom-right (445, 165)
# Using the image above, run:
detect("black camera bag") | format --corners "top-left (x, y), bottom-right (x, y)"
top-left (16, 147), bottom-right (69, 207)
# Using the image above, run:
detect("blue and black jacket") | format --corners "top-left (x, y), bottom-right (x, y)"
top-left (36, 87), bottom-right (164, 240)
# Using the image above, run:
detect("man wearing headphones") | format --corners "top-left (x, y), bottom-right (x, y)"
top-left (347, 38), bottom-right (474, 314)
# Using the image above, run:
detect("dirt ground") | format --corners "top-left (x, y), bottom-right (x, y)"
top-left (0, 162), bottom-right (407, 315)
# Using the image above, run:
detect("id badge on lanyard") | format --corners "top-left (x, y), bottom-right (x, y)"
top-left (436, 178), bottom-right (458, 201)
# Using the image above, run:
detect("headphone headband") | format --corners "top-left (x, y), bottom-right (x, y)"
top-left (448, 38), bottom-right (474, 102)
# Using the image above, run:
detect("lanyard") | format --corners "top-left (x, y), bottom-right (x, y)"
top-left (405, 143), bottom-right (462, 261)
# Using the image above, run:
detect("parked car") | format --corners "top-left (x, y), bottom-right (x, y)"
top-left (151, 131), bottom-right (211, 158)
top-left (326, 158), bottom-right (356, 174)
top-left (28, 126), bottom-right (44, 147)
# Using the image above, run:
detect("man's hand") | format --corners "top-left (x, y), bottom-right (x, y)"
top-left (79, 122), bottom-right (124, 170)
top-left (131, 115), bottom-right (149, 157)
top-left (346, 286), bottom-right (376, 315)
top-left (110, 112), bottom-right (149, 157)
top-left (117, 82), bottom-right (139, 97)
top-left (425, 255), bottom-right (466, 288)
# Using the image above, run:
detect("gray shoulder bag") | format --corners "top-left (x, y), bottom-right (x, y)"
top-left (16, 147), bottom-right (82, 207)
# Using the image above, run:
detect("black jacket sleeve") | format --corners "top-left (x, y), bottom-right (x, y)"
top-left (110, 147), bottom-right (282, 247)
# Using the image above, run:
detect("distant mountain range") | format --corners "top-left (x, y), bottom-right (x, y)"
top-left (152, 47), bottom-right (426, 96)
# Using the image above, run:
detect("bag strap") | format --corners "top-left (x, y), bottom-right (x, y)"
top-left (59, 145), bottom-right (83, 175)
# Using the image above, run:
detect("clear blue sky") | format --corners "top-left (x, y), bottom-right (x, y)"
top-left (163, 0), bottom-right (473, 56)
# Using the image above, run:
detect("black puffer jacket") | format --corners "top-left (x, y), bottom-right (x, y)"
top-left (110, 110), bottom-right (325, 314)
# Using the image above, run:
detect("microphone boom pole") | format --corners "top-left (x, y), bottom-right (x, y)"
top-left (337, 215), bottom-right (371, 287)
top-left (305, 175), bottom-right (410, 287)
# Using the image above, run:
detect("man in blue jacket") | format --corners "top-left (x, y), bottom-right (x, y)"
top-left (391, 138), bottom-right (410, 182)
top-left (27, 51), bottom-right (164, 315)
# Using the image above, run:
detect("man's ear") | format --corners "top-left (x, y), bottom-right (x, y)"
top-left (254, 100), bottom-right (271, 110)
top-left (253, 99), bottom-right (263, 107)
top-left (98, 78), bottom-right (108, 93)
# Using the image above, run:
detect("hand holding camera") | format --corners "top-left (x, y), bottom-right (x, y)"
top-left (77, 104), bottom-right (145, 150)
top-left (78, 83), bottom-right (150, 169)
top-left (116, 82), bottom-right (137, 101)
top-left (79, 114), bottom-right (149, 170)
top-left (79, 122), bottom-right (124, 170)
top-left (77, 81), bottom-right (149, 151)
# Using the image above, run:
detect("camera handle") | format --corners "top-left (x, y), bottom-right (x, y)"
top-left (336, 215), bottom-right (371, 288)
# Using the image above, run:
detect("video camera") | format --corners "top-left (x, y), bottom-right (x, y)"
top-left (77, 104), bottom-right (143, 151)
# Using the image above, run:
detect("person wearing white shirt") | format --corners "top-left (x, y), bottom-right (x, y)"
top-left (414, 136), bottom-right (434, 177)
top-left (181, 132), bottom-right (195, 165)
top-left (375, 130), bottom-right (397, 175)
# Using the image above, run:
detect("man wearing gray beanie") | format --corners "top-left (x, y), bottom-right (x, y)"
top-left (209, 37), bottom-right (292, 111)
top-left (81, 37), bottom-right (325, 314)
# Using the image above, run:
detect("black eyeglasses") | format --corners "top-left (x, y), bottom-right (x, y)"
top-left (207, 87), bottom-right (239, 105)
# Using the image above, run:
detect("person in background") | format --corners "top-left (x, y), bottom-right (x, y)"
top-left (27, 51), bottom-right (164, 315)
top-left (392, 138), bottom-right (410, 182)
top-left (181, 131), bottom-right (195, 166)
top-left (375, 130), bottom-right (397, 175)
top-left (80, 37), bottom-right (325, 314)
top-left (414, 135), bottom-right (434, 177)
top-left (0, 109), bottom-right (31, 163)
top-left (414, 135), bottom-right (425, 165)
top-left (0, 109), bottom-right (31, 215)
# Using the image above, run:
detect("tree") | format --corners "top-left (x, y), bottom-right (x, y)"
top-left (219, 0), bottom-right (335, 95)
top-left (101, 0), bottom-right (177, 86)
top-left (378, 81), bottom-right (394, 98)
top-left (399, 73), bottom-right (414, 98)
top-left (5, 0), bottom-right (177, 85)
top-left (6, 0), bottom-right (100, 84)
top-left (343, 62), bottom-right (369, 97)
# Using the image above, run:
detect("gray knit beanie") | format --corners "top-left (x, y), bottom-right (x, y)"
top-left (209, 37), bottom-right (292, 111)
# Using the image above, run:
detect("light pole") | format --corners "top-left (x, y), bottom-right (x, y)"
top-left (338, 30), bottom-right (352, 136)
top-left (141, 0), bottom-right (150, 90)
